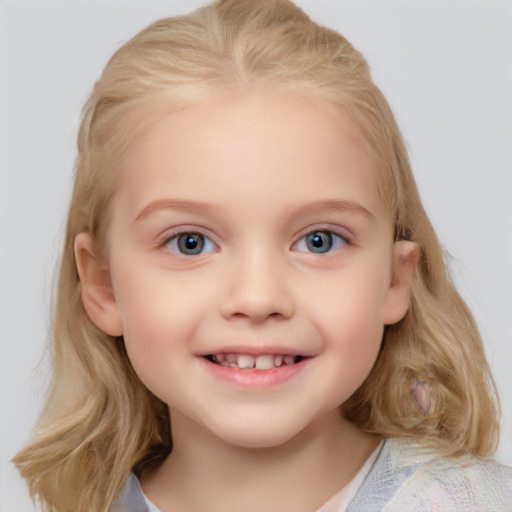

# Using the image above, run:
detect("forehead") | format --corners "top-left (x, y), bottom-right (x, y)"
top-left (113, 86), bottom-right (389, 227)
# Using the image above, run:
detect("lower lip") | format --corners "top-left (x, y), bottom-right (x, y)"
top-left (199, 357), bottom-right (311, 388)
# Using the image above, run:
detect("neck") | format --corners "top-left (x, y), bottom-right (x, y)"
top-left (141, 409), bottom-right (380, 512)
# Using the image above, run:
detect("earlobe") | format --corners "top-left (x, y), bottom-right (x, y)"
top-left (382, 240), bottom-right (419, 325)
top-left (74, 232), bottom-right (124, 336)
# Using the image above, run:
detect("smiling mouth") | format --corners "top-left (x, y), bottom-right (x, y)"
top-left (204, 353), bottom-right (305, 370)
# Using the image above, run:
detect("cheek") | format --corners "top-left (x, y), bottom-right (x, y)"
top-left (327, 307), bottom-right (383, 376)
top-left (120, 298), bottom-right (175, 385)
top-left (309, 265), bottom-right (389, 373)
top-left (109, 270), bottom-right (190, 373)
top-left (320, 303), bottom-right (383, 407)
top-left (119, 293), bottom-right (191, 404)
top-left (314, 264), bottom-right (390, 332)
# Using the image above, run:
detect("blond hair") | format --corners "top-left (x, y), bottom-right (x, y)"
top-left (14, 1), bottom-right (500, 510)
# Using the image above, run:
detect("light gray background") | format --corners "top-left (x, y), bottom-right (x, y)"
top-left (1, 1), bottom-right (511, 510)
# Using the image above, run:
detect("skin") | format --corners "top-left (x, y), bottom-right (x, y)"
top-left (75, 86), bottom-right (418, 512)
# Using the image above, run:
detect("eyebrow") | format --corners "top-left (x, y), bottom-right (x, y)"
top-left (134, 199), bottom-right (219, 222)
top-left (290, 199), bottom-right (375, 221)
top-left (134, 198), bottom-right (374, 223)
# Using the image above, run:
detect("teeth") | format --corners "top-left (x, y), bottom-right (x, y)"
top-left (255, 355), bottom-right (274, 370)
top-left (207, 353), bottom-right (302, 370)
top-left (225, 354), bottom-right (237, 365)
top-left (283, 355), bottom-right (295, 365)
top-left (237, 355), bottom-right (255, 369)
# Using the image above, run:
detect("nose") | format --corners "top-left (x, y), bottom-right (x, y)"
top-left (220, 251), bottom-right (295, 322)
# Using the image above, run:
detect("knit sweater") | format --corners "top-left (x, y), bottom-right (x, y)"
top-left (113, 438), bottom-right (512, 511)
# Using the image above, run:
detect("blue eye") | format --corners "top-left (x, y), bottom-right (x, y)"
top-left (166, 232), bottom-right (216, 256)
top-left (295, 230), bottom-right (347, 254)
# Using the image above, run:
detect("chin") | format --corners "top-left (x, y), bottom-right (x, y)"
top-left (207, 416), bottom-right (310, 450)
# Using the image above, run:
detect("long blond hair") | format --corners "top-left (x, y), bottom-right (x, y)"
top-left (14, 1), bottom-right (500, 510)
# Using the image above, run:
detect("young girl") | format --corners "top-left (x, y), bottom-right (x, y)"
top-left (13, 1), bottom-right (511, 511)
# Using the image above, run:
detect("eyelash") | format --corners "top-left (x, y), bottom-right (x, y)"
top-left (163, 231), bottom-right (217, 256)
top-left (161, 227), bottom-right (350, 258)
top-left (293, 229), bottom-right (349, 254)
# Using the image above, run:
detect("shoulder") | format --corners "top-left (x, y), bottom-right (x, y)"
top-left (348, 438), bottom-right (512, 512)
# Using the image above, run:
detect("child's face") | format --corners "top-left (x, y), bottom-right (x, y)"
top-left (77, 86), bottom-right (416, 448)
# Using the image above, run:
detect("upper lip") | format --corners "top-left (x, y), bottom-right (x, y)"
top-left (196, 345), bottom-right (314, 357)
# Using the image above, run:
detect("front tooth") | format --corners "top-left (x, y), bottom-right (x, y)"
top-left (237, 355), bottom-right (255, 369)
top-left (255, 355), bottom-right (275, 370)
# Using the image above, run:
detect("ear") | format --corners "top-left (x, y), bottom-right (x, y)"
top-left (74, 232), bottom-right (124, 336)
top-left (382, 240), bottom-right (419, 325)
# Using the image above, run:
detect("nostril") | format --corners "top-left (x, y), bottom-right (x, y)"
top-left (229, 310), bottom-right (284, 322)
